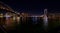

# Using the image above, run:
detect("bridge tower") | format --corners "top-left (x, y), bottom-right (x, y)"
top-left (43, 9), bottom-right (48, 31)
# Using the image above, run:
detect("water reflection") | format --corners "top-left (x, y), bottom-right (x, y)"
top-left (43, 15), bottom-right (48, 31)
top-left (32, 16), bottom-right (38, 24)
top-left (0, 16), bottom-right (60, 33)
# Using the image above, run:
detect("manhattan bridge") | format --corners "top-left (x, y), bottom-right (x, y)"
top-left (0, 1), bottom-right (21, 33)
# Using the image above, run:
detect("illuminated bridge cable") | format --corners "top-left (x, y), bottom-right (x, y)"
top-left (0, 1), bottom-right (20, 16)
top-left (0, 1), bottom-right (14, 11)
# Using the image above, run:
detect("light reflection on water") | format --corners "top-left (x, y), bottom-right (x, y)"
top-left (43, 15), bottom-right (48, 30)
top-left (0, 17), bottom-right (43, 28)
top-left (1, 16), bottom-right (60, 32)
top-left (32, 17), bottom-right (38, 24)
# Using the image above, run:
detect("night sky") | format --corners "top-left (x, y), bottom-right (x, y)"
top-left (0, 0), bottom-right (60, 14)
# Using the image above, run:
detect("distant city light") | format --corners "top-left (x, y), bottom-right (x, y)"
top-left (32, 16), bottom-right (38, 24)
top-left (17, 17), bottom-right (20, 24)
top-left (13, 16), bottom-right (16, 21)
top-left (4, 13), bottom-right (11, 17)
top-left (0, 13), bottom-right (3, 18)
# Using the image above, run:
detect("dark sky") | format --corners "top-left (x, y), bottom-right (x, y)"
top-left (0, 0), bottom-right (60, 14)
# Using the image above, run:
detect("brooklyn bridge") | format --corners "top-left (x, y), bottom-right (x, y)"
top-left (0, 1), bottom-right (60, 33)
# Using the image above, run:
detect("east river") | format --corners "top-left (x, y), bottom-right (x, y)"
top-left (0, 17), bottom-right (60, 33)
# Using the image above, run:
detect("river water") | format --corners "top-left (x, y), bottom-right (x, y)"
top-left (0, 17), bottom-right (60, 33)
